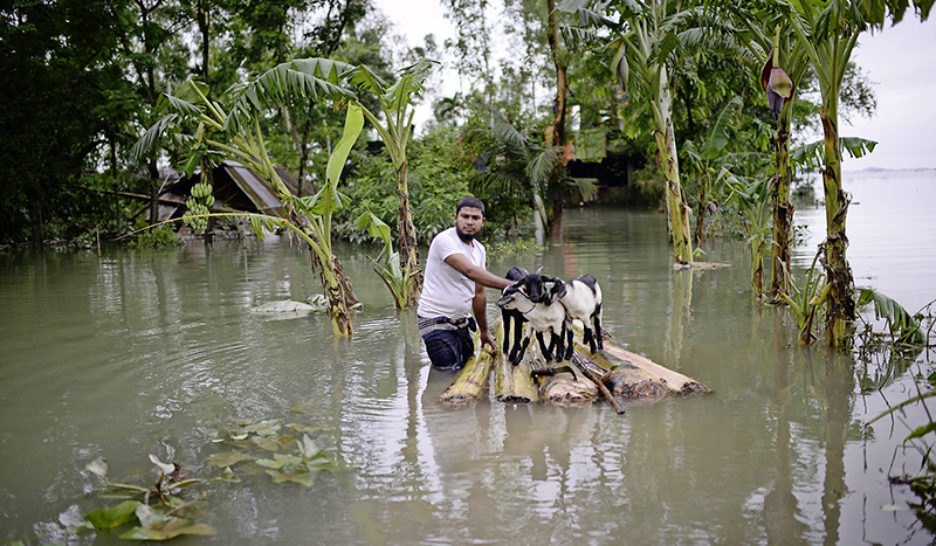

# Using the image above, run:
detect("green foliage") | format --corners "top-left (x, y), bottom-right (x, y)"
top-left (775, 247), bottom-right (829, 344)
top-left (336, 124), bottom-right (474, 244)
top-left (354, 211), bottom-right (413, 310)
top-left (81, 454), bottom-right (215, 540)
top-left (127, 224), bottom-right (183, 250)
top-left (856, 288), bottom-right (926, 346)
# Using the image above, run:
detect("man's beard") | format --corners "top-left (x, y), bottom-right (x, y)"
top-left (456, 227), bottom-right (477, 242)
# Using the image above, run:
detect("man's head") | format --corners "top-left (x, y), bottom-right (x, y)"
top-left (454, 197), bottom-right (485, 242)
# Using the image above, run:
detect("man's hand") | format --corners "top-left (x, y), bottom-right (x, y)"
top-left (479, 330), bottom-right (496, 351)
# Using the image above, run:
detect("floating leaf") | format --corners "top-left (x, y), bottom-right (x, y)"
top-left (119, 517), bottom-right (216, 540)
top-left (148, 455), bottom-right (175, 475)
top-left (220, 466), bottom-right (240, 482)
top-left (287, 423), bottom-right (329, 434)
top-left (84, 500), bottom-right (141, 529)
top-left (242, 420), bottom-right (282, 437)
top-left (230, 433), bottom-right (249, 441)
top-left (252, 434), bottom-right (295, 452)
top-left (135, 504), bottom-right (171, 528)
top-left (265, 469), bottom-right (317, 487)
top-left (204, 452), bottom-right (253, 467)
top-left (85, 457), bottom-right (108, 478)
top-left (298, 434), bottom-right (320, 459)
top-left (255, 453), bottom-right (303, 470)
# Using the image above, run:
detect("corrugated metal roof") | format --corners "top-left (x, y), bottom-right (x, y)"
top-left (221, 160), bottom-right (284, 215)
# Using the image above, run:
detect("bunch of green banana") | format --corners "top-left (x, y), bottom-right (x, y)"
top-left (183, 182), bottom-right (214, 232)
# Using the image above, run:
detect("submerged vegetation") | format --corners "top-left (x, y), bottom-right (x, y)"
top-left (73, 418), bottom-right (336, 542)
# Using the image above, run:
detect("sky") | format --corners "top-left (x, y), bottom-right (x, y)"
top-left (374, 1), bottom-right (936, 171)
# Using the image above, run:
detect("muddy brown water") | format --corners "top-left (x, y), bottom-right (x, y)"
top-left (1, 171), bottom-right (934, 544)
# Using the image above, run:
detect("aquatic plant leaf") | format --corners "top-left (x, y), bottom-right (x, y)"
top-left (118, 517), bottom-right (216, 540)
top-left (204, 452), bottom-right (253, 467)
top-left (83, 500), bottom-right (141, 529)
top-left (256, 453), bottom-right (303, 470)
top-left (265, 468), bottom-right (318, 487)
top-left (86, 457), bottom-right (108, 478)
top-left (242, 420), bottom-right (282, 436)
top-left (251, 434), bottom-right (294, 451)
top-left (148, 455), bottom-right (175, 475)
top-left (220, 466), bottom-right (240, 482)
top-left (230, 433), bottom-right (249, 441)
top-left (287, 423), bottom-right (329, 434)
top-left (298, 434), bottom-right (320, 459)
top-left (906, 422), bottom-right (936, 442)
top-left (135, 504), bottom-right (171, 528)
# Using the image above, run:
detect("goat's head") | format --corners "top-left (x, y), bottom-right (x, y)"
top-left (498, 273), bottom-right (567, 308)
top-left (496, 282), bottom-right (526, 310)
top-left (505, 267), bottom-right (529, 282)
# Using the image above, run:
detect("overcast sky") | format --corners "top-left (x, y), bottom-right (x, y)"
top-left (374, 1), bottom-right (936, 171)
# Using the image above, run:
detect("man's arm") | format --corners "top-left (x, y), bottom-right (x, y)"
top-left (472, 281), bottom-right (495, 350)
top-left (444, 253), bottom-right (513, 290)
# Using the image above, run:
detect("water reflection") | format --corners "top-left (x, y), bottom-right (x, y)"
top-left (1, 174), bottom-right (935, 543)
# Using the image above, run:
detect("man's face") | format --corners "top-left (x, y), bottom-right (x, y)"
top-left (454, 206), bottom-right (484, 242)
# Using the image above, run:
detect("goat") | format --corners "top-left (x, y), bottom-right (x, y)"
top-left (501, 267), bottom-right (529, 358)
top-left (496, 274), bottom-right (568, 365)
top-left (556, 274), bottom-right (603, 359)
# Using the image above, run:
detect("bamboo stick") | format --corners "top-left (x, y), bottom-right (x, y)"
top-left (569, 354), bottom-right (624, 413)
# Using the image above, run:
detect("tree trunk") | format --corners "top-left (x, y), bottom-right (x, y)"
top-left (547, 0), bottom-right (566, 235)
top-left (147, 160), bottom-right (160, 224)
top-left (770, 113), bottom-right (794, 299)
top-left (321, 254), bottom-right (355, 337)
top-left (396, 160), bottom-right (422, 307)
top-left (819, 106), bottom-right (855, 348)
top-left (653, 83), bottom-right (693, 264)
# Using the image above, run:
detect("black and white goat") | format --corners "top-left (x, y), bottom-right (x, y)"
top-left (501, 267), bottom-right (529, 358)
top-left (556, 274), bottom-right (603, 359)
top-left (496, 273), bottom-right (567, 365)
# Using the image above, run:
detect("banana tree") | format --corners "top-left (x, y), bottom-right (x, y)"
top-left (132, 59), bottom-right (364, 337)
top-left (681, 95), bottom-right (742, 245)
top-left (345, 60), bottom-right (437, 309)
top-left (565, 0), bottom-right (696, 265)
top-left (731, 1), bottom-right (811, 300)
top-left (785, 0), bottom-right (931, 346)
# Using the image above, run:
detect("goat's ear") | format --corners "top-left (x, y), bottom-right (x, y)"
top-left (550, 278), bottom-right (567, 299)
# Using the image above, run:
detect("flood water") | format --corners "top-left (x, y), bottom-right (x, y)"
top-left (1, 171), bottom-right (935, 544)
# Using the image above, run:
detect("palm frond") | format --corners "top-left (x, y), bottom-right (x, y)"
top-left (791, 137), bottom-right (878, 171)
top-left (131, 114), bottom-right (179, 164)
top-left (700, 96), bottom-right (742, 160)
top-left (348, 63), bottom-right (389, 96)
top-left (561, 25), bottom-right (606, 51)
top-left (527, 147), bottom-right (563, 185)
top-left (857, 288), bottom-right (925, 345)
top-left (224, 58), bottom-right (354, 133)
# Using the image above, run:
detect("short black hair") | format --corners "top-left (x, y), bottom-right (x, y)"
top-left (456, 196), bottom-right (485, 216)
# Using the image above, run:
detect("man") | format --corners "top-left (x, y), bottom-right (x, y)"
top-left (417, 197), bottom-right (513, 370)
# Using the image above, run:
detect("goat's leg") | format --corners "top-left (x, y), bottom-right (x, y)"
top-left (593, 308), bottom-right (603, 350)
top-left (536, 331), bottom-right (554, 361)
top-left (582, 327), bottom-right (593, 353)
top-left (502, 311), bottom-right (511, 354)
top-left (564, 323), bottom-right (574, 360)
top-left (512, 315), bottom-right (526, 357)
top-left (510, 335), bottom-right (531, 366)
top-left (552, 328), bottom-right (566, 362)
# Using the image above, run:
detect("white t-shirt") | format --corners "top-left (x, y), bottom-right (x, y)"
top-left (417, 226), bottom-right (486, 319)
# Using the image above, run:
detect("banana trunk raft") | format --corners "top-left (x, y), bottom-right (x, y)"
top-left (440, 319), bottom-right (710, 411)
